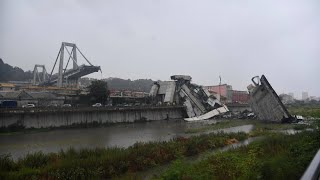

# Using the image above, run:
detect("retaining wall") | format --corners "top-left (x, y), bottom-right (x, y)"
top-left (0, 106), bottom-right (184, 129)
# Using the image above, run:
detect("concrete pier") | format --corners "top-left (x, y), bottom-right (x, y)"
top-left (0, 106), bottom-right (185, 129)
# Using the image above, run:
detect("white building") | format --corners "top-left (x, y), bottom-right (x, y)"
top-left (302, 92), bottom-right (308, 100)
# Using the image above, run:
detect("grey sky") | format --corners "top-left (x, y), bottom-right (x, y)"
top-left (1, 0), bottom-right (319, 98)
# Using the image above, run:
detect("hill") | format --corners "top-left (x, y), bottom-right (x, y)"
top-left (0, 58), bottom-right (33, 82)
top-left (80, 77), bottom-right (154, 92)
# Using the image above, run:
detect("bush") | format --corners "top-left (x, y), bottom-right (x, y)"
top-left (18, 152), bottom-right (51, 169)
top-left (0, 154), bottom-right (16, 171)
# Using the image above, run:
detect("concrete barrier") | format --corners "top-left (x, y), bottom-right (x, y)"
top-left (0, 106), bottom-right (184, 129)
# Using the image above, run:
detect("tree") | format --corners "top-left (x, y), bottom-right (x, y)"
top-left (0, 58), bottom-right (33, 82)
top-left (88, 80), bottom-right (110, 104)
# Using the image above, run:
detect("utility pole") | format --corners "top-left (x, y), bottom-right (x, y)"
top-left (219, 75), bottom-right (221, 101)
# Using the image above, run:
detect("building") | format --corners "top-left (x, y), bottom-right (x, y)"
top-left (0, 90), bottom-right (64, 107)
top-left (0, 90), bottom-right (36, 106)
top-left (27, 91), bottom-right (64, 106)
top-left (204, 84), bottom-right (249, 104)
top-left (309, 96), bottom-right (319, 101)
top-left (302, 92), bottom-right (308, 100)
top-left (0, 83), bottom-right (15, 91)
top-left (288, 93), bottom-right (294, 99)
top-left (232, 90), bottom-right (249, 104)
top-left (132, 91), bottom-right (149, 98)
top-left (205, 84), bottom-right (233, 103)
top-left (109, 90), bottom-right (149, 98)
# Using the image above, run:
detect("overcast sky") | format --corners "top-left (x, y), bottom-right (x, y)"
top-left (1, 0), bottom-right (319, 98)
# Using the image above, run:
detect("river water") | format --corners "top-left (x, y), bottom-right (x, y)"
top-left (0, 119), bottom-right (253, 160)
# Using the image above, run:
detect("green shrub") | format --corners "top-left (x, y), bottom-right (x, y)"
top-left (18, 152), bottom-right (50, 169)
top-left (0, 154), bottom-right (16, 171)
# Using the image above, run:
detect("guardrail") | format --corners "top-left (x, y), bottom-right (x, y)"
top-left (301, 149), bottom-right (320, 180)
top-left (0, 105), bottom-right (185, 114)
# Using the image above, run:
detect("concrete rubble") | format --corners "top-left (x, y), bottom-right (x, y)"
top-left (247, 75), bottom-right (294, 123)
top-left (150, 75), bottom-right (228, 121)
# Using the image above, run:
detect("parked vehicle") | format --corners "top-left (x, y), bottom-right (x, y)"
top-left (0, 100), bottom-right (17, 108)
top-left (62, 104), bottom-right (72, 107)
top-left (295, 115), bottom-right (304, 121)
top-left (22, 104), bottom-right (35, 108)
top-left (247, 112), bottom-right (255, 119)
top-left (92, 103), bottom-right (102, 107)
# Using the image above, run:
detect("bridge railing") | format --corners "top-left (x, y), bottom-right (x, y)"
top-left (301, 149), bottom-right (320, 180)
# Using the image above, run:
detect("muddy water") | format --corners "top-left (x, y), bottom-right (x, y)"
top-left (0, 119), bottom-right (253, 160)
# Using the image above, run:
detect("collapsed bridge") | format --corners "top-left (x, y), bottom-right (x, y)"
top-left (247, 75), bottom-right (294, 123)
top-left (37, 42), bottom-right (100, 88)
top-left (150, 75), bottom-right (228, 121)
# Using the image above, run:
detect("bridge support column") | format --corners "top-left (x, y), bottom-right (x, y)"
top-left (58, 45), bottom-right (64, 87)
top-left (72, 45), bottom-right (79, 87)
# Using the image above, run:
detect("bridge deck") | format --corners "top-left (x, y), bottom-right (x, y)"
top-left (43, 65), bottom-right (100, 86)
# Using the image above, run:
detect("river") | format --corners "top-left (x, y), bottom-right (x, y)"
top-left (0, 119), bottom-right (253, 160)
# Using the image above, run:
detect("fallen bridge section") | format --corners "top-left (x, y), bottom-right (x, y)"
top-left (247, 75), bottom-right (293, 123)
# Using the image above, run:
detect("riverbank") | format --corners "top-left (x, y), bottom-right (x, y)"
top-left (116, 120), bottom-right (319, 179)
top-left (1, 119), bottom-right (238, 159)
top-left (0, 119), bottom-right (318, 179)
top-left (184, 119), bottom-right (311, 134)
top-left (0, 132), bottom-right (248, 179)
top-left (156, 130), bottom-right (320, 180)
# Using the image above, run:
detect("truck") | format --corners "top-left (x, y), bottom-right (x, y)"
top-left (0, 100), bottom-right (18, 108)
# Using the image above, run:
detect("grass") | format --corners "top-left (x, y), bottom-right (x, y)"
top-left (155, 130), bottom-right (320, 180)
top-left (184, 119), bottom-right (255, 134)
top-left (0, 132), bottom-right (248, 179)
top-left (288, 105), bottom-right (320, 118)
top-left (185, 119), bottom-right (312, 135)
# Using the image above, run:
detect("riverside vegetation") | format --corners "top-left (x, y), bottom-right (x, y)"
top-left (0, 132), bottom-right (248, 179)
top-left (157, 130), bottom-right (320, 180)
top-left (288, 105), bottom-right (320, 118)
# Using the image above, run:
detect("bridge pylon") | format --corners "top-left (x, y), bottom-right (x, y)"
top-left (32, 65), bottom-right (48, 85)
top-left (44, 42), bottom-right (100, 88)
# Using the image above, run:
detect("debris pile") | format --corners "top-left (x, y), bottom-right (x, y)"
top-left (150, 75), bottom-right (228, 121)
